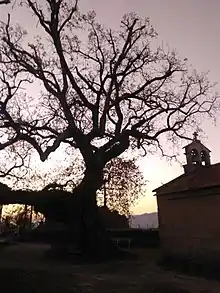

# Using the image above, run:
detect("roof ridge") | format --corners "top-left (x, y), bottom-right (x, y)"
top-left (153, 162), bottom-right (220, 195)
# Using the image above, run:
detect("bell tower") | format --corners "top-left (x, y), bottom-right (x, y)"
top-left (183, 132), bottom-right (211, 174)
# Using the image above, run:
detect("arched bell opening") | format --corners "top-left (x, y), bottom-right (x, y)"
top-left (190, 148), bottom-right (200, 165)
top-left (183, 133), bottom-right (211, 173)
top-left (200, 150), bottom-right (211, 166)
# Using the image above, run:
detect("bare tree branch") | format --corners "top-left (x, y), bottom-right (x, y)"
top-left (0, 0), bottom-right (10, 4)
top-left (0, 2), bottom-right (218, 192)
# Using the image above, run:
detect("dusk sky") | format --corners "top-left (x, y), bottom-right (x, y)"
top-left (1, 1), bottom-right (220, 214)
top-left (81, 0), bottom-right (220, 214)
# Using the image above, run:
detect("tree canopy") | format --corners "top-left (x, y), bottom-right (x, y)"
top-left (101, 157), bottom-right (146, 216)
top-left (0, 1), bottom-right (217, 177)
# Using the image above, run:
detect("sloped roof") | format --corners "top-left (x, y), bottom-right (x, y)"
top-left (153, 163), bottom-right (220, 195)
top-left (183, 140), bottom-right (211, 152)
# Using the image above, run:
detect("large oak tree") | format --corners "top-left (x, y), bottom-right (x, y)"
top-left (0, 0), bottom-right (218, 256)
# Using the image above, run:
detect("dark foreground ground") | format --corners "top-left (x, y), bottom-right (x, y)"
top-left (0, 242), bottom-right (220, 293)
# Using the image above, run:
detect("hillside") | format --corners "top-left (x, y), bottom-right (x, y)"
top-left (129, 212), bottom-right (158, 229)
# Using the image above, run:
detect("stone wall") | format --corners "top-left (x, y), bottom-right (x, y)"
top-left (157, 190), bottom-right (220, 264)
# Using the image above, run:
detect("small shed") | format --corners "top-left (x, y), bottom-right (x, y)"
top-left (154, 133), bottom-right (220, 264)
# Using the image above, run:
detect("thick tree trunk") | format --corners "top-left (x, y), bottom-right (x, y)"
top-left (70, 169), bottom-right (104, 254)
top-left (73, 191), bottom-right (120, 259)
top-left (66, 167), bottom-right (120, 259)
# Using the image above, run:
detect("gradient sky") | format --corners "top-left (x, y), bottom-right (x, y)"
top-left (79, 0), bottom-right (220, 214)
top-left (1, 1), bottom-right (220, 214)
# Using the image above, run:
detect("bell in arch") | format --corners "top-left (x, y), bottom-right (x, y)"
top-left (183, 132), bottom-right (211, 173)
top-left (190, 148), bottom-right (200, 165)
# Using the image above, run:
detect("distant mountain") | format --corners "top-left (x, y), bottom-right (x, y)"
top-left (129, 212), bottom-right (158, 229)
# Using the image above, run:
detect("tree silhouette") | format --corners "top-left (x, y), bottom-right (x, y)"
top-left (102, 157), bottom-right (146, 216)
top-left (0, 0), bottom-right (10, 5)
top-left (0, 0), bottom-right (218, 256)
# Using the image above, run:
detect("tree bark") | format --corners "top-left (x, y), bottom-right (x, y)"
top-left (70, 168), bottom-right (104, 253)
top-left (66, 166), bottom-right (120, 259)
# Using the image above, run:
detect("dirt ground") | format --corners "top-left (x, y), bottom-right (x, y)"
top-left (0, 243), bottom-right (220, 293)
